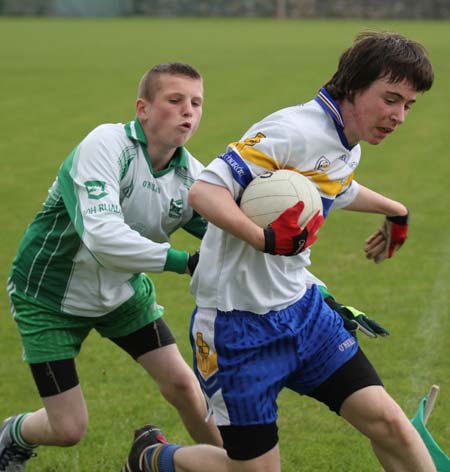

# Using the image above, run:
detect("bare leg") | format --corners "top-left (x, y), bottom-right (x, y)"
top-left (340, 386), bottom-right (436, 472)
top-left (172, 443), bottom-right (280, 472)
top-left (138, 345), bottom-right (222, 446)
top-left (21, 384), bottom-right (88, 446)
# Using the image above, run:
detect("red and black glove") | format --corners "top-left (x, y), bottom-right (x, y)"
top-left (364, 212), bottom-right (409, 263)
top-left (264, 201), bottom-right (324, 256)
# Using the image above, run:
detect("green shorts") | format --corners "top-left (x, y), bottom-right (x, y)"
top-left (8, 274), bottom-right (164, 364)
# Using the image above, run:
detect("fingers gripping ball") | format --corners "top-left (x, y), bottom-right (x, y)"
top-left (240, 170), bottom-right (324, 255)
top-left (264, 203), bottom-right (324, 255)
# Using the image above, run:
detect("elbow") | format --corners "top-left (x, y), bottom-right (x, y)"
top-left (188, 181), bottom-right (203, 212)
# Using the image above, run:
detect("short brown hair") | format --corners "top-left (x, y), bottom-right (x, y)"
top-left (324, 31), bottom-right (434, 100)
top-left (137, 62), bottom-right (202, 101)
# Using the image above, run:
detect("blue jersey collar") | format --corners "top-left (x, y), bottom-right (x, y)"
top-left (314, 88), bottom-right (353, 150)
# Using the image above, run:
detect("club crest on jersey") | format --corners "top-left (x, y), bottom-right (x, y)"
top-left (195, 332), bottom-right (218, 381)
top-left (169, 198), bottom-right (183, 218)
top-left (315, 156), bottom-right (331, 171)
top-left (84, 180), bottom-right (108, 199)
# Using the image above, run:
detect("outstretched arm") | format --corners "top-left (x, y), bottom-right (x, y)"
top-left (344, 184), bottom-right (407, 216)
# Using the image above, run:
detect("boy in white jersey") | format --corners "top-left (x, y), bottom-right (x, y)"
top-left (123, 32), bottom-right (437, 472)
top-left (0, 62), bottom-right (223, 471)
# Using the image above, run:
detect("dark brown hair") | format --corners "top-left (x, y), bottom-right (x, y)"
top-left (324, 31), bottom-right (434, 100)
top-left (137, 62), bottom-right (202, 100)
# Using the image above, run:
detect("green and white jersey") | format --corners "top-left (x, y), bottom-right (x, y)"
top-left (9, 118), bottom-right (206, 317)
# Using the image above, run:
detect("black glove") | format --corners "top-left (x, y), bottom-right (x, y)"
top-left (319, 286), bottom-right (389, 338)
top-left (187, 251), bottom-right (200, 276)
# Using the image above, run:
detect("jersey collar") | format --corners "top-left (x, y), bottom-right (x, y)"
top-left (124, 118), bottom-right (189, 170)
top-left (314, 88), bottom-right (353, 150)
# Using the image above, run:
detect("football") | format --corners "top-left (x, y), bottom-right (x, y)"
top-left (240, 169), bottom-right (323, 228)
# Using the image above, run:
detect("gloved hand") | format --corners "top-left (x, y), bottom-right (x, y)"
top-left (264, 201), bottom-right (324, 256)
top-left (319, 286), bottom-right (389, 338)
top-left (364, 212), bottom-right (409, 264)
top-left (187, 251), bottom-right (200, 276)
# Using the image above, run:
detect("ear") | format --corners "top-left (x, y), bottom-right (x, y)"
top-left (136, 98), bottom-right (149, 119)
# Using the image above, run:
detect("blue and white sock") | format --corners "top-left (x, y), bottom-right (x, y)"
top-left (143, 444), bottom-right (181, 472)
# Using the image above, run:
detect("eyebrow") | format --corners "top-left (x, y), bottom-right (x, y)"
top-left (166, 91), bottom-right (203, 99)
top-left (386, 91), bottom-right (416, 104)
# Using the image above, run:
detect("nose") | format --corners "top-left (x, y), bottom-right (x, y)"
top-left (182, 101), bottom-right (193, 117)
top-left (390, 105), bottom-right (406, 125)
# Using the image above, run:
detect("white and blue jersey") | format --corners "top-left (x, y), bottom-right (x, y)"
top-left (191, 88), bottom-right (361, 314)
top-left (190, 90), bottom-right (360, 426)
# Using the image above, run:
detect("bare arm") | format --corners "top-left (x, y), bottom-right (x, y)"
top-left (344, 185), bottom-right (408, 217)
top-left (188, 180), bottom-right (266, 251)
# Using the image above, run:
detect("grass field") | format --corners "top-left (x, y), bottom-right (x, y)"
top-left (0, 17), bottom-right (449, 471)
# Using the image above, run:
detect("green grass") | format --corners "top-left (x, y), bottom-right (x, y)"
top-left (1, 17), bottom-right (449, 471)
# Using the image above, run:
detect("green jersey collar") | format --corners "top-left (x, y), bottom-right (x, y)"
top-left (125, 118), bottom-right (189, 172)
top-left (125, 117), bottom-right (147, 144)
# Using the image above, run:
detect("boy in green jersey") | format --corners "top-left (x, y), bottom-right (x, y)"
top-left (1, 62), bottom-right (221, 471)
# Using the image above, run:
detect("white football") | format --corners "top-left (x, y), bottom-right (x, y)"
top-left (240, 170), bottom-right (323, 228)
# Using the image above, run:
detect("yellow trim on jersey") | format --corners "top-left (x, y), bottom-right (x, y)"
top-left (232, 141), bottom-right (354, 197)
top-left (285, 165), bottom-right (354, 197)
top-left (230, 142), bottom-right (281, 172)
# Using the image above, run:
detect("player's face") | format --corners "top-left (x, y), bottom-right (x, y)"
top-left (343, 77), bottom-right (417, 146)
top-left (138, 74), bottom-right (203, 150)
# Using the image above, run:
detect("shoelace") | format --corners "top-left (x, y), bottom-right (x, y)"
top-left (0, 442), bottom-right (36, 468)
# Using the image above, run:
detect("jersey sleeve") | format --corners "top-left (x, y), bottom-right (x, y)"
top-left (330, 179), bottom-right (361, 210)
top-left (182, 211), bottom-right (208, 239)
top-left (57, 125), bottom-right (187, 274)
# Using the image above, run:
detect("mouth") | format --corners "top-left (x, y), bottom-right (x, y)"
top-left (377, 126), bottom-right (394, 135)
top-left (180, 122), bottom-right (192, 131)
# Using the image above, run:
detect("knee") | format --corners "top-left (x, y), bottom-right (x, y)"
top-left (50, 413), bottom-right (89, 446)
top-left (159, 371), bottom-right (200, 406)
top-left (370, 403), bottom-right (413, 446)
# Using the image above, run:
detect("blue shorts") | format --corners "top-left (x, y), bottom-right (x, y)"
top-left (190, 285), bottom-right (358, 426)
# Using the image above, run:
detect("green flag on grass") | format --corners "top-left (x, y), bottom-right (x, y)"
top-left (411, 396), bottom-right (450, 472)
